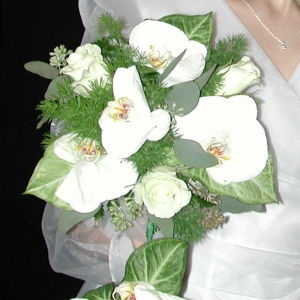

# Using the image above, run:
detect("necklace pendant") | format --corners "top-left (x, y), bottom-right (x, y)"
top-left (281, 42), bottom-right (287, 50)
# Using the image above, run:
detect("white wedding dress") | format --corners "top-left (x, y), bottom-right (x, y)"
top-left (42, 0), bottom-right (300, 299)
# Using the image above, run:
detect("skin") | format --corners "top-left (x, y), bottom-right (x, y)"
top-left (226, 0), bottom-right (300, 80)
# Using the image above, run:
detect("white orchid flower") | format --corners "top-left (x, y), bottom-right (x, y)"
top-left (113, 281), bottom-right (186, 300)
top-left (175, 95), bottom-right (268, 185)
top-left (54, 134), bottom-right (138, 213)
top-left (129, 20), bottom-right (207, 87)
top-left (134, 284), bottom-right (186, 300)
top-left (99, 66), bottom-right (170, 158)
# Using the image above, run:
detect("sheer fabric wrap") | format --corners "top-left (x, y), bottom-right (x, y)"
top-left (42, 0), bottom-right (300, 299)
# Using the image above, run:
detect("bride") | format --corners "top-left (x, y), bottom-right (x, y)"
top-left (42, 0), bottom-right (300, 299)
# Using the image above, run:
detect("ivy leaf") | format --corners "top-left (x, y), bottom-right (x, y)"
top-left (58, 206), bottom-right (101, 234)
top-left (174, 139), bottom-right (218, 168)
top-left (165, 81), bottom-right (200, 116)
top-left (159, 49), bottom-right (186, 84)
top-left (219, 196), bottom-right (264, 213)
top-left (44, 75), bottom-right (70, 99)
top-left (24, 61), bottom-right (59, 79)
top-left (23, 143), bottom-right (72, 210)
top-left (83, 282), bottom-right (115, 300)
top-left (148, 213), bottom-right (174, 238)
top-left (123, 238), bottom-right (188, 295)
top-left (195, 64), bottom-right (217, 91)
top-left (159, 13), bottom-right (213, 50)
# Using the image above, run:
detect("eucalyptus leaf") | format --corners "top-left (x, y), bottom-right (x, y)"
top-left (123, 238), bottom-right (188, 295)
top-left (195, 64), bottom-right (217, 91)
top-left (58, 206), bottom-right (101, 234)
top-left (174, 139), bottom-right (218, 168)
top-left (24, 61), bottom-right (59, 79)
top-left (165, 81), bottom-right (200, 116)
top-left (83, 282), bottom-right (115, 300)
top-left (159, 13), bottom-right (213, 50)
top-left (24, 143), bottom-right (73, 210)
top-left (36, 115), bottom-right (49, 129)
top-left (44, 75), bottom-right (70, 100)
top-left (148, 213), bottom-right (174, 238)
top-left (168, 149), bottom-right (279, 205)
top-left (159, 49), bottom-right (186, 84)
top-left (219, 196), bottom-right (264, 214)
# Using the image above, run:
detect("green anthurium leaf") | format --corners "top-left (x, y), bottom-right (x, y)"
top-left (165, 81), bottom-right (200, 116)
top-left (174, 139), bottom-right (218, 168)
top-left (168, 150), bottom-right (279, 205)
top-left (219, 196), bottom-right (264, 213)
top-left (123, 238), bottom-right (188, 295)
top-left (83, 282), bottom-right (115, 300)
top-left (159, 49), bottom-right (186, 84)
top-left (24, 61), bottom-right (59, 79)
top-left (159, 13), bottom-right (213, 50)
top-left (24, 143), bottom-right (73, 210)
top-left (44, 75), bottom-right (70, 99)
top-left (195, 64), bottom-right (217, 91)
top-left (58, 206), bottom-right (101, 234)
top-left (148, 213), bottom-right (174, 238)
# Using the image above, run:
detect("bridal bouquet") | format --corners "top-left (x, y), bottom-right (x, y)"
top-left (25, 13), bottom-right (278, 243)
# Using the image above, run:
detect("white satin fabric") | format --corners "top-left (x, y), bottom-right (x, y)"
top-left (42, 0), bottom-right (300, 299)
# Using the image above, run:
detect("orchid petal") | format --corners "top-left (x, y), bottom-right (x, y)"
top-left (53, 133), bottom-right (77, 164)
top-left (129, 20), bottom-right (188, 58)
top-left (55, 162), bottom-right (102, 213)
top-left (147, 109), bottom-right (171, 141)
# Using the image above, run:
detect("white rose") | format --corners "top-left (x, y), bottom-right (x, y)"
top-left (60, 43), bottom-right (108, 96)
top-left (216, 56), bottom-right (261, 96)
top-left (133, 166), bottom-right (191, 218)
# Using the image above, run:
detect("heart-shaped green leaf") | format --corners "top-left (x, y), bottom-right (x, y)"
top-left (83, 282), bottom-right (115, 300)
top-left (159, 13), bottom-right (213, 50)
top-left (123, 238), bottom-right (188, 295)
top-left (24, 143), bottom-right (72, 210)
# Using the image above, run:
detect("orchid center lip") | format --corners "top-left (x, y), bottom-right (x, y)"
top-left (76, 140), bottom-right (101, 162)
top-left (148, 44), bottom-right (170, 70)
top-left (205, 137), bottom-right (231, 164)
top-left (108, 96), bottom-right (132, 122)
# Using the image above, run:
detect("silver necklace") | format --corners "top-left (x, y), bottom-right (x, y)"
top-left (242, 0), bottom-right (300, 49)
